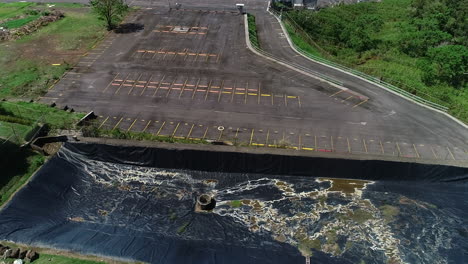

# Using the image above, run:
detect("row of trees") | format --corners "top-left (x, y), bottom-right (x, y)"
top-left (285, 3), bottom-right (384, 53)
top-left (281, 0), bottom-right (467, 88)
top-left (404, 0), bottom-right (467, 87)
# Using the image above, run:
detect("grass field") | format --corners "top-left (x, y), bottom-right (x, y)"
top-left (0, 101), bottom-right (85, 143)
top-left (281, 0), bottom-right (468, 122)
top-left (0, 14), bottom-right (40, 28)
top-left (0, 2), bottom-right (107, 98)
top-left (0, 141), bottom-right (44, 206)
top-left (0, 241), bottom-right (132, 264)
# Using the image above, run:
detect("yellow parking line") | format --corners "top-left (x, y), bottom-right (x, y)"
top-left (413, 144), bottom-right (420, 158)
top-left (179, 79), bottom-right (188, 99)
top-left (298, 134), bottom-right (302, 150)
top-left (153, 75), bottom-right (166, 97)
top-left (217, 80), bottom-right (224, 102)
top-left (140, 75), bottom-right (154, 96)
top-left (171, 122), bottom-right (180, 138)
top-left (363, 139), bottom-right (368, 153)
top-left (114, 74), bottom-right (130, 95)
top-left (330, 89), bottom-right (345, 97)
top-left (98, 116), bottom-right (109, 129)
top-left (156, 121), bottom-right (166, 136)
top-left (113, 117), bottom-right (123, 130)
top-left (352, 99), bottom-right (369, 108)
top-left (249, 129), bottom-right (255, 146)
top-left (204, 80), bottom-right (212, 101)
top-left (347, 137), bottom-right (351, 153)
top-left (186, 124), bottom-right (195, 139)
top-left (396, 142), bottom-right (402, 156)
top-left (342, 96), bottom-right (353, 102)
top-left (431, 146), bottom-right (438, 159)
top-left (303, 147), bottom-right (314, 151)
top-left (142, 120), bottom-right (152, 132)
top-left (379, 140), bottom-right (384, 154)
top-left (266, 130), bottom-right (270, 145)
top-left (202, 127), bottom-right (209, 139)
top-left (103, 73), bottom-right (119, 93)
top-left (127, 118), bottom-right (138, 131)
top-left (128, 74), bottom-right (143, 95)
top-left (447, 147), bottom-right (455, 160)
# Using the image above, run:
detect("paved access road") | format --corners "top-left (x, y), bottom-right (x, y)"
top-left (24, 0), bottom-right (468, 162)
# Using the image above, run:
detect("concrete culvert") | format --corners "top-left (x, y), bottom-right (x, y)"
top-left (196, 194), bottom-right (216, 211)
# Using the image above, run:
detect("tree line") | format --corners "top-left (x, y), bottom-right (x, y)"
top-left (277, 0), bottom-right (467, 88)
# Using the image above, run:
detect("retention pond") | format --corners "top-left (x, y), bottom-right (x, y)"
top-left (0, 143), bottom-right (467, 263)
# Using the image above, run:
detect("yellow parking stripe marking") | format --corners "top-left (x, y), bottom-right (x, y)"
top-left (127, 119), bottom-right (138, 131)
top-left (413, 144), bottom-right (420, 158)
top-left (330, 89), bottom-right (345, 97)
top-left (113, 117), bottom-right (123, 130)
top-left (249, 129), bottom-right (255, 146)
top-left (431, 147), bottom-right (438, 159)
top-left (186, 124), bottom-right (195, 139)
top-left (202, 127), bottom-right (209, 139)
top-left (447, 147), bottom-right (455, 160)
top-left (396, 142), bottom-right (402, 156)
top-left (156, 121), bottom-right (166, 136)
top-left (103, 73), bottom-right (119, 92)
top-left (98, 116), bottom-right (109, 129)
top-left (352, 99), bottom-right (369, 108)
top-left (142, 120), bottom-right (152, 132)
top-left (171, 122), bottom-right (180, 138)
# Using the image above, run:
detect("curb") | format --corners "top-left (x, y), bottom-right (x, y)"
top-left (243, 15), bottom-right (351, 93)
top-left (266, 5), bottom-right (468, 129)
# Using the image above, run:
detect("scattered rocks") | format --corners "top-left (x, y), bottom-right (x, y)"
top-left (10, 248), bottom-right (19, 259)
top-left (0, 245), bottom-right (38, 262)
top-left (0, 10), bottom-right (64, 42)
top-left (2, 249), bottom-right (12, 259)
top-left (18, 249), bottom-right (27, 259)
top-left (26, 250), bottom-right (39, 262)
top-left (0, 245), bottom-right (8, 255)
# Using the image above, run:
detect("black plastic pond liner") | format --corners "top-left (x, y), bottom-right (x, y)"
top-left (67, 142), bottom-right (468, 182)
top-left (0, 142), bottom-right (467, 264)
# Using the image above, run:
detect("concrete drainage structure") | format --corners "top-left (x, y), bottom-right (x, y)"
top-left (195, 194), bottom-right (216, 212)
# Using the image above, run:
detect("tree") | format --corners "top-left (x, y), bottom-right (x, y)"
top-left (90, 0), bottom-right (128, 30)
top-left (421, 45), bottom-right (468, 87)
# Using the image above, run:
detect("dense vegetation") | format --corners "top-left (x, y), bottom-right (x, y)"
top-left (274, 0), bottom-right (467, 120)
top-left (247, 14), bottom-right (260, 47)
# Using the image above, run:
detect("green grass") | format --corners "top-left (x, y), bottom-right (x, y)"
top-left (284, 22), bottom-right (322, 57)
top-left (247, 14), bottom-right (260, 48)
top-left (0, 2), bottom-right (35, 20)
top-left (17, 10), bottom-right (106, 50)
top-left (0, 101), bottom-right (85, 128)
top-left (0, 141), bottom-right (45, 206)
top-left (281, 0), bottom-right (468, 122)
top-left (83, 126), bottom-right (210, 145)
top-left (230, 200), bottom-right (242, 208)
top-left (0, 101), bottom-right (85, 143)
top-left (1, 251), bottom-right (111, 264)
top-left (22, 254), bottom-right (104, 264)
top-left (0, 14), bottom-right (40, 29)
top-left (0, 4), bottom-right (107, 98)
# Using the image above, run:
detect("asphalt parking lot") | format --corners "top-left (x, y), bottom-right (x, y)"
top-left (39, 6), bottom-right (468, 163)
